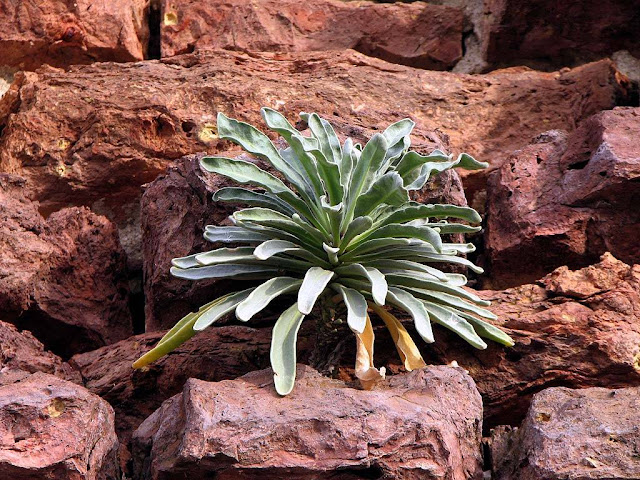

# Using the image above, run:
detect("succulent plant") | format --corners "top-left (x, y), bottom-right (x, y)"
top-left (133, 109), bottom-right (514, 395)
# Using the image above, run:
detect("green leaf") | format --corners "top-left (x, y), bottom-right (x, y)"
top-left (385, 274), bottom-right (488, 305)
top-left (307, 146), bottom-right (343, 205)
top-left (305, 113), bottom-right (342, 164)
top-left (332, 284), bottom-right (368, 334)
top-left (421, 301), bottom-right (487, 349)
top-left (454, 310), bottom-right (514, 347)
top-left (192, 247), bottom-right (256, 266)
top-left (341, 238), bottom-right (412, 260)
top-left (339, 137), bottom-right (354, 191)
top-left (386, 287), bottom-right (433, 343)
top-left (378, 203), bottom-right (482, 227)
top-left (350, 224), bottom-right (443, 253)
top-left (236, 277), bottom-right (302, 321)
top-left (456, 153), bottom-right (488, 170)
top-left (339, 216), bottom-right (373, 252)
top-left (261, 107), bottom-right (300, 142)
top-left (297, 267), bottom-right (335, 314)
top-left (335, 264), bottom-right (387, 305)
top-left (203, 226), bottom-right (271, 244)
top-left (361, 259), bottom-right (449, 282)
top-left (170, 264), bottom-right (277, 281)
top-left (254, 239), bottom-right (299, 260)
top-left (395, 150), bottom-right (451, 178)
top-left (213, 187), bottom-right (295, 215)
top-left (417, 290), bottom-right (497, 320)
top-left (270, 303), bottom-right (306, 395)
top-left (383, 118), bottom-right (414, 148)
top-left (193, 288), bottom-right (255, 331)
top-left (354, 172), bottom-right (409, 218)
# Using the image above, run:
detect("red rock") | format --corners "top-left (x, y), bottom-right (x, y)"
top-left (0, 320), bottom-right (80, 385)
top-left (160, 0), bottom-right (464, 70)
top-left (485, 107), bottom-right (640, 288)
top-left (0, 51), bottom-right (624, 259)
top-left (491, 385), bottom-right (640, 479)
top-left (483, 0), bottom-right (640, 68)
top-left (69, 325), bottom-right (282, 443)
top-left (396, 254), bottom-right (640, 429)
top-left (0, 174), bottom-right (132, 358)
top-left (0, 372), bottom-right (119, 479)
top-left (132, 365), bottom-right (483, 479)
top-left (0, 0), bottom-right (148, 70)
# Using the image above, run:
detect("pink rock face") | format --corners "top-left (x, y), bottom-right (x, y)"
top-left (160, 0), bottom-right (463, 70)
top-left (0, 51), bottom-right (624, 255)
top-left (0, 320), bottom-right (80, 385)
top-left (485, 107), bottom-right (640, 288)
top-left (132, 365), bottom-right (484, 480)
top-left (0, 372), bottom-right (119, 479)
top-left (0, 174), bottom-right (132, 358)
top-left (0, 0), bottom-right (148, 70)
top-left (483, 0), bottom-right (640, 68)
top-left (401, 253), bottom-right (640, 429)
top-left (491, 385), bottom-right (640, 480)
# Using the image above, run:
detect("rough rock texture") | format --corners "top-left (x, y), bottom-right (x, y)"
top-left (70, 325), bottom-right (281, 443)
top-left (160, 0), bottom-right (463, 70)
top-left (0, 0), bottom-right (148, 70)
top-left (0, 320), bottom-right (80, 385)
top-left (0, 51), bottom-right (626, 258)
top-left (483, 0), bottom-right (640, 69)
top-left (491, 386), bottom-right (640, 479)
top-left (403, 253), bottom-right (640, 429)
top-left (142, 152), bottom-right (468, 331)
top-left (486, 107), bottom-right (640, 288)
top-left (0, 372), bottom-right (119, 479)
top-left (132, 365), bottom-right (483, 480)
top-left (0, 174), bottom-right (132, 358)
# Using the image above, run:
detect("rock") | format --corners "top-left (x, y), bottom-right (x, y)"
top-left (160, 0), bottom-right (463, 70)
top-left (404, 253), bottom-right (640, 429)
top-left (142, 152), bottom-right (468, 331)
top-left (132, 365), bottom-right (483, 479)
top-left (69, 325), bottom-right (282, 444)
top-left (482, 0), bottom-right (640, 69)
top-left (0, 174), bottom-right (132, 358)
top-left (485, 107), bottom-right (640, 288)
top-left (0, 51), bottom-right (625, 259)
top-left (491, 386), bottom-right (640, 479)
top-left (0, 0), bottom-right (148, 70)
top-left (0, 372), bottom-right (119, 479)
top-left (0, 320), bottom-right (80, 385)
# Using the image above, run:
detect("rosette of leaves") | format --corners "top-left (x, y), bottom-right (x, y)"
top-left (133, 109), bottom-right (514, 395)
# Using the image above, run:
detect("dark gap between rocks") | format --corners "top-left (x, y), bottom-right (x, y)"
top-left (147, 0), bottom-right (162, 60)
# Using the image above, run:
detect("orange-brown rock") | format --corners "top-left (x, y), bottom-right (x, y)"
top-left (0, 320), bottom-right (80, 385)
top-left (400, 254), bottom-right (640, 429)
top-left (132, 365), bottom-right (483, 479)
top-left (70, 325), bottom-right (280, 443)
top-left (160, 0), bottom-right (463, 70)
top-left (0, 372), bottom-right (119, 479)
top-left (0, 174), bottom-right (132, 358)
top-left (491, 385), bottom-right (640, 479)
top-left (483, 0), bottom-right (640, 69)
top-left (0, 51), bottom-right (624, 264)
top-left (485, 107), bottom-right (640, 288)
top-left (0, 0), bottom-right (148, 70)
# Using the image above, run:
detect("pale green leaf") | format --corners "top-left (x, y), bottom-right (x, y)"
top-left (270, 303), bottom-right (306, 395)
top-left (236, 277), bottom-right (302, 321)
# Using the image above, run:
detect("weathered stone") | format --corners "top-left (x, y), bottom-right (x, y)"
top-left (0, 174), bottom-right (132, 358)
top-left (0, 320), bottom-right (80, 385)
top-left (0, 0), bottom-right (148, 70)
top-left (142, 152), bottom-right (468, 331)
top-left (0, 51), bottom-right (625, 259)
top-left (395, 253), bottom-right (640, 429)
top-left (160, 0), bottom-right (463, 70)
top-left (70, 325), bottom-right (283, 443)
top-left (482, 0), bottom-right (640, 69)
top-left (486, 107), bottom-right (640, 288)
top-left (0, 372), bottom-right (119, 479)
top-left (132, 365), bottom-right (483, 479)
top-left (491, 386), bottom-right (640, 479)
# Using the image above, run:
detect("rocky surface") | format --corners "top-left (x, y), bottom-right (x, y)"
top-left (374, 254), bottom-right (640, 429)
top-left (0, 174), bottom-right (132, 358)
top-left (70, 325), bottom-right (283, 443)
top-left (0, 0), bottom-right (148, 70)
top-left (482, 0), bottom-right (640, 69)
top-left (491, 385), bottom-right (640, 479)
top-left (132, 365), bottom-right (483, 480)
top-left (0, 372), bottom-right (119, 479)
top-left (0, 320), bottom-right (80, 385)
top-left (0, 51), bottom-right (626, 259)
top-left (160, 0), bottom-right (463, 70)
top-left (486, 107), bottom-right (640, 288)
